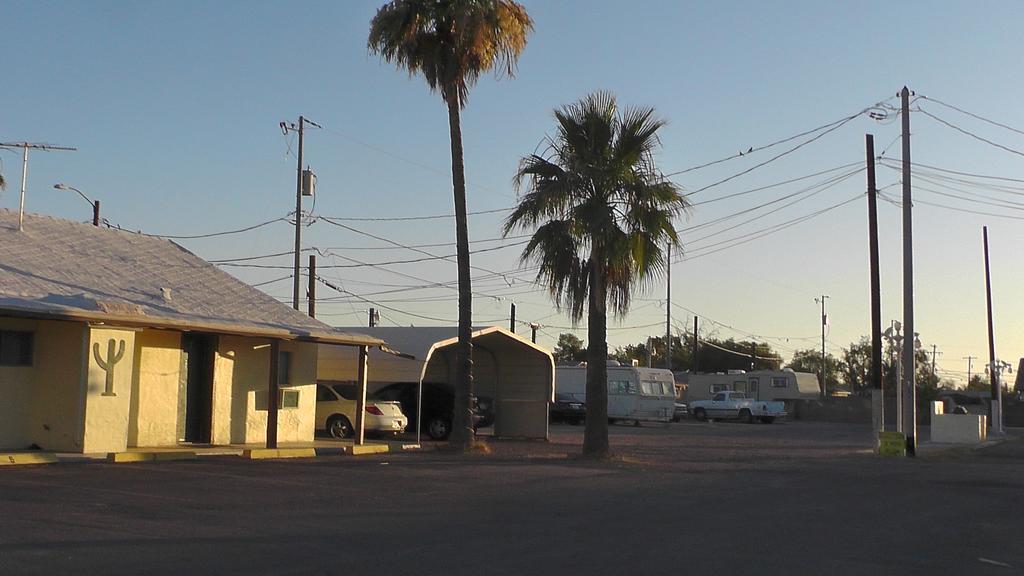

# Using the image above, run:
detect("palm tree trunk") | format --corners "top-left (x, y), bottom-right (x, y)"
top-left (446, 94), bottom-right (475, 450)
top-left (583, 258), bottom-right (610, 458)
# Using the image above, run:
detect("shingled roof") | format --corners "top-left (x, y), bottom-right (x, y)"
top-left (0, 210), bottom-right (381, 347)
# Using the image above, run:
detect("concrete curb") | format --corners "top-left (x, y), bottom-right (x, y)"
top-left (917, 434), bottom-right (1016, 458)
top-left (107, 451), bottom-right (197, 463)
top-left (0, 452), bottom-right (58, 466)
top-left (243, 448), bottom-right (318, 460)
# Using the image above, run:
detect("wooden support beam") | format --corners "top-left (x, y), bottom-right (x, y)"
top-left (267, 339), bottom-right (280, 449)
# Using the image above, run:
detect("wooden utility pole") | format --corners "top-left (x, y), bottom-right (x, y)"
top-left (815, 295), bottom-right (830, 399)
top-left (307, 255), bottom-right (316, 318)
top-left (866, 135), bottom-right (883, 395)
top-left (369, 307), bottom-right (378, 328)
top-left (292, 116), bottom-right (305, 310)
top-left (666, 243), bottom-right (672, 371)
top-left (280, 117), bottom-right (320, 310)
top-left (963, 356), bottom-right (976, 384)
top-left (930, 344), bottom-right (941, 383)
top-left (510, 302), bottom-right (516, 333)
top-left (692, 316), bottom-right (699, 373)
top-left (900, 86), bottom-right (918, 456)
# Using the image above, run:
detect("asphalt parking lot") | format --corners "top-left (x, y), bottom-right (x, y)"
top-left (1, 421), bottom-right (1021, 576)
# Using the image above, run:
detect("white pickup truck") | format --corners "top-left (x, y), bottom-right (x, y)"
top-left (690, 391), bottom-right (786, 424)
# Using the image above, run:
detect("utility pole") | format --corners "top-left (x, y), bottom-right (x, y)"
top-left (693, 316), bottom-right (699, 373)
top-left (510, 302), bottom-right (516, 333)
top-left (280, 117), bottom-right (320, 310)
top-left (529, 323), bottom-right (539, 344)
top-left (0, 142), bottom-right (77, 231)
top-left (865, 135), bottom-right (883, 394)
top-left (369, 308), bottom-right (379, 328)
top-left (646, 337), bottom-right (653, 368)
top-left (929, 345), bottom-right (941, 382)
top-left (964, 356), bottom-right (976, 385)
top-left (900, 86), bottom-right (918, 456)
top-left (815, 295), bottom-right (830, 399)
top-left (983, 226), bottom-right (998, 431)
top-left (666, 243), bottom-right (672, 371)
top-left (307, 255), bottom-right (316, 318)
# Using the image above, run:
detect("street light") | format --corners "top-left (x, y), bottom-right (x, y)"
top-left (985, 360), bottom-right (1012, 435)
top-left (54, 183), bottom-right (100, 226)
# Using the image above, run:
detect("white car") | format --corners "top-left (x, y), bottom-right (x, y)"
top-left (316, 382), bottom-right (408, 439)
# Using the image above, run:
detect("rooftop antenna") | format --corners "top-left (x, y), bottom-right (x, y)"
top-left (0, 142), bottom-right (77, 231)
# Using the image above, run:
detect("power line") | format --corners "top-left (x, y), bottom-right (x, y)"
top-left (664, 100), bottom-right (892, 178)
top-left (680, 193), bottom-right (863, 261)
top-left (918, 95), bottom-right (1024, 137)
top-left (672, 104), bottom-right (877, 197)
top-left (918, 108), bottom-right (1024, 159)
top-left (315, 207), bottom-right (512, 222)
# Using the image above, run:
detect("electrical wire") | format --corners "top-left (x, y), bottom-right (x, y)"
top-left (918, 108), bottom-right (1024, 159)
top-left (918, 95), bottom-right (1024, 137)
top-left (316, 207), bottom-right (512, 222)
top-left (663, 100), bottom-right (891, 178)
top-left (672, 108), bottom-right (869, 197)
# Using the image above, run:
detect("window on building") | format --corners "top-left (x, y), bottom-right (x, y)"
top-left (771, 377), bottom-right (788, 388)
top-left (280, 389), bottom-right (300, 409)
top-left (0, 331), bottom-right (33, 366)
top-left (256, 389), bottom-right (301, 410)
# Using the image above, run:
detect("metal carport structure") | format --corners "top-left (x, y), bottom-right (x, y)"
top-left (317, 326), bottom-right (554, 441)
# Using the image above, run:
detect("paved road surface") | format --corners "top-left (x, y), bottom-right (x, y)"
top-left (1, 422), bottom-right (1020, 575)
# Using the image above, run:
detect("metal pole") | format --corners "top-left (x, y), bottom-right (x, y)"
top-left (666, 243), bottom-right (672, 371)
top-left (355, 345), bottom-right (369, 446)
top-left (292, 116), bottom-right (305, 310)
top-left (816, 295), bottom-right (829, 399)
top-left (900, 86), bottom-right (917, 456)
top-left (308, 254), bottom-right (316, 318)
top-left (18, 145), bottom-right (28, 232)
top-left (984, 226), bottom-right (997, 430)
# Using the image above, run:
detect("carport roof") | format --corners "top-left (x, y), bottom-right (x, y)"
top-left (332, 325), bottom-right (550, 362)
top-left (0, 210), bottom-right (382, 347)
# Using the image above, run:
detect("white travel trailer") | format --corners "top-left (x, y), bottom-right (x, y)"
top-left (556, 363), bottom-right (675, 423)
top-left (683, 369), bottom-right (819, 411)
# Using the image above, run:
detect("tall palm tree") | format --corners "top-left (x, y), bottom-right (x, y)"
top-left (369, 0), bottom-right (532, 449)
top-left (504, 92), bottom-right (689, 458)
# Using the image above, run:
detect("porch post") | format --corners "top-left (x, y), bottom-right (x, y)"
top-left (267, 339), bottom-right (280, 449)
top-left (355, 345), bottom-right (368, 445)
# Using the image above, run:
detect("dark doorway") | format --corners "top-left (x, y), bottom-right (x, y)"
top-left (180, 333), bottom-right (216, 443)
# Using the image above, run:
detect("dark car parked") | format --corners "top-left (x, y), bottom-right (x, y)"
top-left (549, 393), bottom-right (585, 425)
top-left (370, 382), bottom-right (494, 440)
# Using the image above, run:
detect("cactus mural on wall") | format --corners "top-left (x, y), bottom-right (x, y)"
top-left (93, 338), bottom-right (126, 396)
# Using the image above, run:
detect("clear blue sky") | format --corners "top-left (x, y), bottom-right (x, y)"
top-left (5, 0), bottom-right (1024, 386)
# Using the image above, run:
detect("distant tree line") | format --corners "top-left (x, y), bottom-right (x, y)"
top-left (552, 332), bottom-right (974, 398)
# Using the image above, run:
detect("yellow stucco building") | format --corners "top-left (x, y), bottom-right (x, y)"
top-left (0, 210), bottom-right (381, 453)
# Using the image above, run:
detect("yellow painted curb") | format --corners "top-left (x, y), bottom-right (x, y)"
top-left (107, 451), bottom-right (197, 463)
top-left (350, 444), bottom-right (390, 456)
top-left (0, 452), bottom-right (58, 466)
top-left (244, 448), bottom-right (317, 460)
